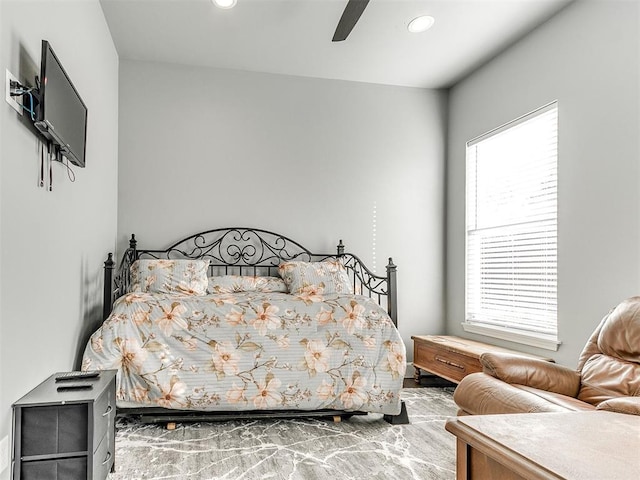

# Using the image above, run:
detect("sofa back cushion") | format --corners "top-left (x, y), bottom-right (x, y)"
top-left (578, 354), bottom-right (640, 405)
top-left (597, 298), bottom-right (640, 363)
top-left (577, 296), bottom-right (640, 405)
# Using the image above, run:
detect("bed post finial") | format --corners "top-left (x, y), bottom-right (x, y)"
top-left (386, 258), bottom-right (398, 327)
top-left (129, 234), bottom-right (137, 250)
top-left (103, 253), bottom-right (114, 321)
top-left (337, 239), bottom-right (345, 257)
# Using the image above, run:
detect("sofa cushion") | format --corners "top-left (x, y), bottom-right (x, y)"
top-left (517, 386), bottom-right (596, 412)
top-left (597, 397), bottom-right (640, 415)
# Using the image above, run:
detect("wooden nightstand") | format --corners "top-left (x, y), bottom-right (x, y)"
top-left (12, 370), bottom-right (117, 480)
top-left (412, 335), bottom-right (553, 384)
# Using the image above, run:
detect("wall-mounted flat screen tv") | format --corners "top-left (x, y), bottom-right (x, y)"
top-left (34, 40), bottom-right (87, 168)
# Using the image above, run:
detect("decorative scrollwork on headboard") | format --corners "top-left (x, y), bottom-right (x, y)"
top-left (103, 227), bottom-right (397, 326)
top-left (162, 228), bottom-right (315, 266)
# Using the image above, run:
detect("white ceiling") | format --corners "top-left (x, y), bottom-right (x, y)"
top-left (99, 0), bottom-right (572, 88)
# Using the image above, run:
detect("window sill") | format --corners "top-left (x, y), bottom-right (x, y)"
top-left (461, 323), bottom-right (562, 351)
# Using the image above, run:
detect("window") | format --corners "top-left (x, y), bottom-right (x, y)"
top-left (465, 102), bottom-right (559, 350)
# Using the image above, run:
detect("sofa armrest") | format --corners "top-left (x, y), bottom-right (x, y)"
top-left (480, 352), bottom-right (581, 398)
top-left (453, 372), bottom-right (579, 415)
top-left (596, 397), bottom-right (640, 415)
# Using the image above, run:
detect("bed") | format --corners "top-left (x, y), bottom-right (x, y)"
top-left (83, 227), bottom-right (408, 424)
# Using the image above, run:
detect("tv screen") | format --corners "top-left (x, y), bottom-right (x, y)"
top-left (35, 40), bottom-right (87, 168)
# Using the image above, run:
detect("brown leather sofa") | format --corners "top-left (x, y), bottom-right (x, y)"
top-left (454, 296), bottom-right (640, 416)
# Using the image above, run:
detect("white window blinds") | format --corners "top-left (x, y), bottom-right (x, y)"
top-left (465, 102), bottom-right (558, 345)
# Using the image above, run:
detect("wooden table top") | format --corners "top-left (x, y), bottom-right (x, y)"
top-left (445, 411), bottom-right (640, 480)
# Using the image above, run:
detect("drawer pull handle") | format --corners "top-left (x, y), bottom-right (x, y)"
top-left (435, 355), bottom-right (465, 371)
top-left (103, 405), bottom-right (113, 416)
top-left (102, 451), bottom-right (112, 465)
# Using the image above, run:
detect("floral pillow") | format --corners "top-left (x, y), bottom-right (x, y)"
top-left (131, 259), bottom-right (209, 295)
top-left (278, 260), bottom-right (354, 297)
top-left (207, 275), bottom-right (288, 294)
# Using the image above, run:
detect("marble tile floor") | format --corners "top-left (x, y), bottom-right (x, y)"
top-left (108, 387), bottom-right (457, 480)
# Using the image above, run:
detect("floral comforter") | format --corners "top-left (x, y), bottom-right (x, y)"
top-left (82, 291), bottom-right (406, 415)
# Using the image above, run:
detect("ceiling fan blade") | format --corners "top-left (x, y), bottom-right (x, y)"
top-left (332, 0), bottom-right (370, 42)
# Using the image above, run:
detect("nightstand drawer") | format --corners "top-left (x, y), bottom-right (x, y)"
top-left (21, 457), bottom-right (87, 480)
top-left (92, 433), bottom-right (113, 480)
top-left (93, 383), bottom-right (115, 452)
top-left (20, 404), bottom-right (88, 457)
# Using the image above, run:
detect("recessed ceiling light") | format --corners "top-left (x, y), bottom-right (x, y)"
top-left (408, 15), bottom-right (435, 33)
top-left (212, 0), bottom-right (237, 9)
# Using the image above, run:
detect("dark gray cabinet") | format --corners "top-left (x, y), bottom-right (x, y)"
top-left (12, 370), bottom-right (117, 480)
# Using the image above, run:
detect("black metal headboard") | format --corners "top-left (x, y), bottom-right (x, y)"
top-left (103, 227), bottom-right (397, 326)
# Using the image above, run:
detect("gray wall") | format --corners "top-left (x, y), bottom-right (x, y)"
top-left (118, 60), bottom-right (448, 365)
top-left (446, 0), bottom-right (640, 367)
top-left (0, 1), bottom-right (118, 476)
top-left (0, 8), bottom-right (3, 468)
